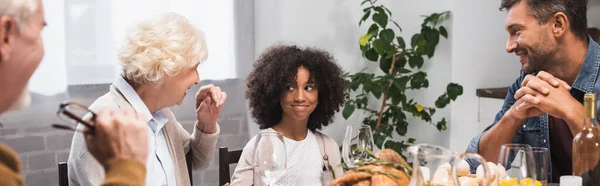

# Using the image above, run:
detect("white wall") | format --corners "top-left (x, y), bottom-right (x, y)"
top-left (252, 0), bottom-right (456, 147)
top-left (588, 1), bottom-right (600, 28)
top-left (449, 0), bottom-right (522, 152)
top-left (29, 0), bottom-right (68, 96)
top-left (65, 0), bottom-right (236, 86)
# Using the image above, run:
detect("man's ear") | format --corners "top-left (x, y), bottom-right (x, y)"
top-left (551, 12), bottom-right (569, 38)
top-left (0, 16), bottom-right (16, 62)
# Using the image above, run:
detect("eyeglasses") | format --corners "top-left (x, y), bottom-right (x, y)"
top-left (51, 102), bottom-right (96, 133)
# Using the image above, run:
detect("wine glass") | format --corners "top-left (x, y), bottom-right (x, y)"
top-left (497, 144), bottom-right (537, 186)
top-left (253, 131), bottom-right (286, 185)
top-left (531, 147), bottom-right (549, 186)
top-left (342, 125), bottom-right (375, 167)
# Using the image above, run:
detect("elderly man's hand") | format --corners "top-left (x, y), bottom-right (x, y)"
top-left (84, 108), bottom-right (149, 167)
top-left (195, 84), bottom-right (227, 134)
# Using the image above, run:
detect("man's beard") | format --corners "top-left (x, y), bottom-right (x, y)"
top-left (7, 86), bottom-right (31, 112)
top-left (522, 36), bottom-right (558, 74)
top-left (524, 52), bottom-right (554, 73)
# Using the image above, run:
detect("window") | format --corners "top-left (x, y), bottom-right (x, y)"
top-left (29, 0), bottom-right (236, 95)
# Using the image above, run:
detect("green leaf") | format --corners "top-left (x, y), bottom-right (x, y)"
top-left (380, 29), bottom-right (395, 43)
top-left (397, 37), bottom-right (405, 49)
top-left (398, 68), bottom-right (412, 74)
top-left (349, 74), bottom-right (360, 91)
top-left (379, 56), bottom-right (392, 73)
top-left (435, 95), bottom-right (450, 108)
top-left (411, 34), bottom-right (420, 47)
top-left (342, 102), bottom-right (355, 119)
top-left (440, 26), bottom-right (448, 38)
top-left (393, 76), bottom-right (410, 91)
top-left (373, 39), bottom-right (390, 56)
top-left (426, 42), bottom-right (436, 58)
top-left (368, 24), bottom-right (379, 36)
top-left (410, 71), bottom-right (427, 89)
top-left (379, 125), bottom-right (393, 136)
top-left (436, 118), bottom-right (447, 131)
top-left (389, 87), bottom-right (401, 105)
top-left (363, 7), bottom-right (371, 12)
top-left (374, 132), bottom-right (387, 149)
top-left (408, 138), bottom-right (416, 144)
top-left (428, 29), bottom-right (440, 46)
top-left (359, 10), bottom-right (372, 26)
top-left (372, 12), bottom-right (388, 28)
top-left (395, 120), bottom-right (408, 135)
top-left (416, 46), bottom-right (427, 56)
top-left (416, 34), bottom-right (428, 56)
top-left (408, 55), bottom-right (424, 69)
top-left (400, 94), bottom-right (407, 104)
top-left (387, 46), bottom-right (398, 57)
top-left (351, 82), bottom-right (359, 91)
top-left (447, 83), bottom-right (464, 100)
top-left (429, 108), bottom-right (436, 116)
top-left (365, 48), bottom-right (379, 62)
top-left (394, 56), bottom-right (407, 70)
top-left (360, 0), bottom-right (369, 6)
top-left (372, 87), bottom-right (382, 99)
top-left (420, 110), bottom-right (431, 122)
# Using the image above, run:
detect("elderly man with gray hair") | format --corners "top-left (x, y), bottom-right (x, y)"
top-left (0, 0), bottom-right (150, 185)
top-left (68, 12), bottom-right (227, 186)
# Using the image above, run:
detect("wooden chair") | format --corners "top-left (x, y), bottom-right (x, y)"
top-left (219, 147), bottom-right (243, 186)
top-left (58, 162), bottom-right (68, 186)
top-left (186, 152), bottom-right (194, 186)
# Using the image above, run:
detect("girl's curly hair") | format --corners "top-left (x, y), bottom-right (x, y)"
top-left (246, 44), bottom-right (347, 132)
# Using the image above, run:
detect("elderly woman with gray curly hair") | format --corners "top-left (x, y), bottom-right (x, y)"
top-left (67, 12), bottom-right (227, 186)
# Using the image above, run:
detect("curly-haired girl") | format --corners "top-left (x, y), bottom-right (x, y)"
top-left (230, 44), bottom-right (347, 186)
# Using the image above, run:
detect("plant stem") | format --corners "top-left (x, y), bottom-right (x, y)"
top-left (375, 53), bottom-right (400, 130)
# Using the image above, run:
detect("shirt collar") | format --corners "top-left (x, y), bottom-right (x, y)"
top-left (113, 76), bottom-right (168, 132)
top-left (571, 35), bottom-right (600, 93)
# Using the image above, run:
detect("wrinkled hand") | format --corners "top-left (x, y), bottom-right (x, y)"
top-left (513, 71), bottom-right (580, 120)
top-left (84, 108), bottom-right (148, 167)
top-left (195, 84), bottom-right (227, 134)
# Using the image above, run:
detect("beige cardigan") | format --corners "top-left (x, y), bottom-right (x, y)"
top-left (67, 85), bottom-right (219, 186)
top-left (230, 130), bottom-right (343, 186)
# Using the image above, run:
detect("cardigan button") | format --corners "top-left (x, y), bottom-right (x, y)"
top-left (323, 155), bottom-right (329, 160)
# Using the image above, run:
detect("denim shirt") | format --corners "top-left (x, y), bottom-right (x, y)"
top-left (466, 36), bottom-right (600, 182)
